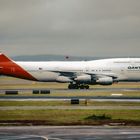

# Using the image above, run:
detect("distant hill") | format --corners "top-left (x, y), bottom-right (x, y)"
top-left (12, 54), bottom-right (137, 61)
top-left (12, 54), bottom-right (101, 61)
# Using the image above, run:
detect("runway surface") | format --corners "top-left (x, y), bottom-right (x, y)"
top-left (0, 126), bottom-right (140, 140)
top-left (0, 95), bottom-right (140, 102)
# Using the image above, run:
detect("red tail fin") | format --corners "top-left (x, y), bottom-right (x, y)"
top-left (0, 53), bottom-right (12, 62)
top-left (0, 53), bottom-right (37, 81)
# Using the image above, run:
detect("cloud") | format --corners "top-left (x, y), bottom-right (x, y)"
top-left (0, 0), bottom-right (140, 57)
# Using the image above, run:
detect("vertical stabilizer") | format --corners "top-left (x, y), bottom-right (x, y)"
top-left (0, 53), bottom-right (37, 81)
top-left (0, 53), bottom-right (12, 62)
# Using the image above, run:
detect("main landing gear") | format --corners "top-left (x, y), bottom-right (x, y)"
top-left (68, 83), bottom-right (89, 89)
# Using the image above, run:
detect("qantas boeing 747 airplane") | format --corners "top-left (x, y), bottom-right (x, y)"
top-left (0, 53), bottom-right (140, 89)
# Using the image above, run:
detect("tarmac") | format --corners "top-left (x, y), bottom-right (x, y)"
top-left (0, 126), bottom-right (140, 140)
top-left (0, 94), bottom-right (140, 102)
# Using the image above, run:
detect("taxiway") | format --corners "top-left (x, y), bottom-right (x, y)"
top-left (0, 126), bottom-right (140, 140)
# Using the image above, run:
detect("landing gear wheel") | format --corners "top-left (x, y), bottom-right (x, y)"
top-left (79, 84), bottom-right (89, 89)
top-left (73, 84), bottom-right (79, 89)
top-left (85, 85), bottom-right (89, 89)
top-left (68, 83), bottom-right (90, 89)
top-left (68, 84), bottom-right (79, 89)
top-left (80, 85), bottom-right (85, 89)
top-left (68, 84), bottom-right (73, 89)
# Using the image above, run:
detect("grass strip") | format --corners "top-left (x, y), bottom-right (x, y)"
top-left (0, 109), bottom-right (140, 123)
top-left (0, 109), bottom-right (140, 126)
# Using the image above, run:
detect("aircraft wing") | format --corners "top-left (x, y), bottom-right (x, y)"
top-left (85, 72), bottom-right (118, 79)
top-left (51, 70), bottom-right (77, 78)
top-left (51, 70), bottom-right (118, 80)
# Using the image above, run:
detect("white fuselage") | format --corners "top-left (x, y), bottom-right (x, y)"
top-left (16, 58), bottom-right (140, 82)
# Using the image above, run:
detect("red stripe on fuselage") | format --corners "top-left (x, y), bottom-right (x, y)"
top-left (0, 54), bottom-right (37, 81)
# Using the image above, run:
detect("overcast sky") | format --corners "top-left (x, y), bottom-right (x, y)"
top-left (0, 0), bottom-right (140, 57)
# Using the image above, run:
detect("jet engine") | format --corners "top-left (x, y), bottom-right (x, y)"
top-left (75, 75), bottom-right (91, 82)
top-left (96, 77), bottom-right (113, 85)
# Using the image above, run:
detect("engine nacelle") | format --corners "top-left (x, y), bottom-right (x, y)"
top-left (96, 77), bottom-right (113, 85)
top-left (56, 76), bottom-right (72, 83)
top-left (75, 75), bottom-right (91, 82)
